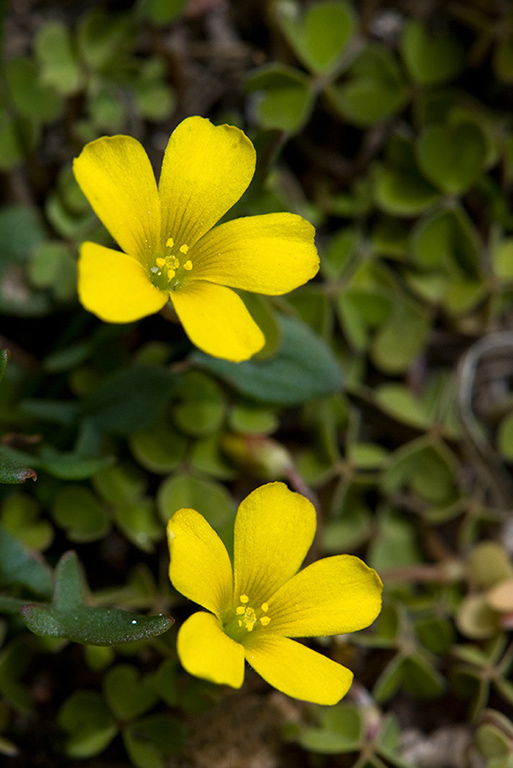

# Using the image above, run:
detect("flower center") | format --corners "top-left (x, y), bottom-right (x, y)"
top-left (224, 594), bottom-right (271, 642)
top-left (149, 238), bottom-right (193, 292)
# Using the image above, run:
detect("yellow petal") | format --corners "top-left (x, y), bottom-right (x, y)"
top-left (233, 483), bottom-right (316, 608)
top-left (167, 508), bottom-right (233, 619)
top-left (244, 635), bottom-right (353, 704)
top-left (268, 555), bottom-right (383, 637)
top-left (193, 213), bottom-right (319, 294)
top-left (73, 136), bottom-right (161, 264)
top-left (158, 116), bottom-right (256, 247)
top-left (170, 281), bottom-right (264, 361)
top-left (78, 242), bottom-right (167, 322)
top-left (177, 612), bottom-right (245, 688)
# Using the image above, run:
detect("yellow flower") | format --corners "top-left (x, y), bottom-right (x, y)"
top-left (73, 117), bottom-right (319, 362)
top-left (167, 482), bottom-right (382, 705)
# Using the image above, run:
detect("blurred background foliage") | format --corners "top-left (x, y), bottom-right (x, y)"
top-left (1, 0), bottom-right (513, 765)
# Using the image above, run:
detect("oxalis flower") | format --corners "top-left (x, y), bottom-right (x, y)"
top-left (73, 116), bottom-right (319, 362)
top-left (167, 482), bottom-right (383, 705)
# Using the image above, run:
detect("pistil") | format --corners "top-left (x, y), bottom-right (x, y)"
top-left (149, 238), bottom-right (193, 291)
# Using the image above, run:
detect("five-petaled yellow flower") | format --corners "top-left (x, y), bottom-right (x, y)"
top-left (73, 116), bottom-right (319, 362)
top-left (167, 482), bottom-right (382, 705)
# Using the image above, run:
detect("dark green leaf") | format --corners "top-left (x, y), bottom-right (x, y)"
top-left (0, 524), bottom-right (52, 597)
top-left (21, 551), bottom-right (173, 645)
top-left (192, 314), bottom-right (342, 405)
top-left (401, 20), bottom-right (465, 86)
top-left (0, 452), bottom-right (37, 484)
top-left (80, 366), bottom-right (177, 435)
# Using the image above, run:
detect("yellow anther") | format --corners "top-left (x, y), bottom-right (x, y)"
top-left (156, 257), bottom-right (166, 268)
top-left (166, 237), bottom-right (174, 248)
top-left (240, 595), bottom-right (249, 604)
top-left (167, 268), bottom-right (176, 279)
top-left (179, 244), bottom-right (189, 254)
top-left (236, 606), bottom-right (245, 615)
top-left (183, 260), bottom-right (193, 271)
top-left (261, 603), bottom-right (269, 613)
top-left (260, 616), bottom-right (271, 626)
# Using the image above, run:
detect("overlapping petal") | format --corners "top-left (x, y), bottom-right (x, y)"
top-left (267, 555), bottom-right (383, 638)
top-left (158, 117), bottom-right (256, 249)
top-left (177, 612), bottom-right (245, 688)
top-left (233, 483), bottom-right (316, 607)
top-left (73, 136), bottom-right (161, 264)
top-left (192, 213), bottom-right (319, 294)
top-left (244, 635), bottom-right (353, 705)
top-left (78, 242), bottom-right (167, 323)
top-left (167, 508), bottom-right (233, 618)
top-left (170, 281), bottom-right (265, 362)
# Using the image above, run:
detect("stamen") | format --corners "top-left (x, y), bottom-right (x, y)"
top-left (167, 269), bottom-right (176, 279)
top-left (260, 616), bottom-right (271, 626)
top-left (170, 255), bottom-right (180, 268)
top-left (240, 595), bottom-right (249, 604)
top-left (184, 260), bottom-right (193, 271)
top-left (179, 244), bottom-right (189, 254)
top-left (166, 237), bottom-right (174, 248)
top-left (156, 257), bottom-right (166, 268)
top-left (261, 603), bottom-right (269, 613)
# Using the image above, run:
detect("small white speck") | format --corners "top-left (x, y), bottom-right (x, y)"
top-left (131, 619), bottom-right (137, 624)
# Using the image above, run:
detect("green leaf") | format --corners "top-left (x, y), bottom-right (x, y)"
top-left (373, 654), bottom-right (406, 702)
top-left (21, 551), bottom-right (173, 645)
top-left (192, 314), bottom-right (342, 405)
top-left (371, 297), bottom-right (430, 374)
top-left (80, 366), bottom-right (177, 435)
top-left (373, 164), bottom-right (440, 216)
top-left (411, 206), bottom-right (481, 278)
top-left (0, 524), bottom-right (52, 597)
top-left (113, 498), bottom-right (163, 553)
top-left (51, 485), bottom-right (110, 542)
top-left (5, 57), bottom-right (63, 123)
top-left (59, 691), bottom-right (117, 758)
top-left (76, 9), bottom-right (134, 69)
top-left (246, 64), bottom-right (314, 133)
top-left (417, 122), bottom-right (487, 195)
top-left (328, 43), bottom-right (408, 127)
top-left (129, 424), bottom-right (187, 474)
top-left (35, 21), bottom-right (83, 95)
top-left (492, 239), bottom-right (513, 281)
top-left (401, 653), bottom-right (446, 699)
top-left (1, 491), bottom-right (53, 550)
top-left (104, 665), bottom-right (159, 720)
top-left (401, 19), bottom-right (465, 86)
top-left (275, 0), bottom-right (356, 75)
top-left (123, 714), bottom-right (185, 768)
top-left (137, 0), bottom-right (187, 26)
top-left (368, 507), bottom-right (422, 572)
top-left (0, 452), bottom-right (37, 485)
top-left (172, 371), bottom-right (225, 437)
top-left (493, 37), bottom-right (513, 84)
top-left (157, 472), bottom-right (235, 531)
top-left (28, 242), bottom-right (76, 300)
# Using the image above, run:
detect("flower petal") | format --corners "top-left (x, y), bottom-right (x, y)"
top-left (73, 136), bottom-right (161, 264)
top-left (177, 612), bottom-right (245, 688)
top-left (268, 555), bottom-right (383, 638)
top-left (167, 508), bottom-right (233, 619)
top-left (192, 213), bottom-right (319, 294)
top-left (78, 242), bottom-right (167, 322)
top-left (244, 635), bottom-right (353, 704)
top-left (170, 281), bottom-right (264, 362)
top-left (233, 483), bottom-right (316, 607)
top-left (158, 116), bottom-right (256, 248)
